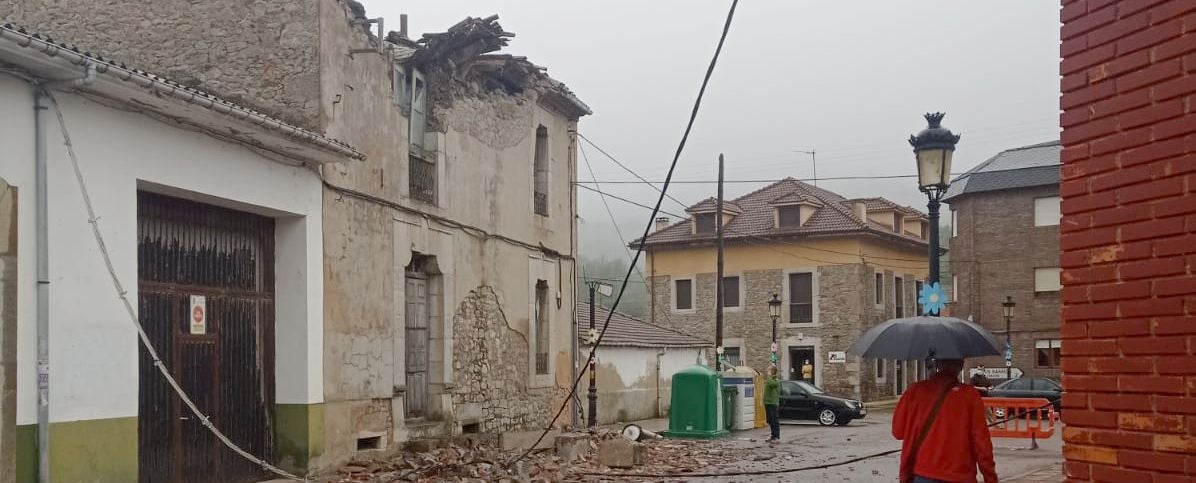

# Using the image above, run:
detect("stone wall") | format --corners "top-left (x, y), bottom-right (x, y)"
top-left (0, 179), bottom-right (15, 483)
top-left (648, 263), bottom-right (921, 402)
top-left (451, 287), bottom-right (550, 433)
top-left (948, 185), bottom-right (1061, 380)
top-left (1, 0), bottom-right (324, 128)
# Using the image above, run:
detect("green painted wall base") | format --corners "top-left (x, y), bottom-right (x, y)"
top-left (16, 417), bottom-right (137, 483)
top-left (275, 403), bottom-right (325, 475)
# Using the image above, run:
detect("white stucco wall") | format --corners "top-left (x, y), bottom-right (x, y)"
top-left (585, 346), bottom-right (705, 424)
top-left (0, 76), bottom-right (326, 425)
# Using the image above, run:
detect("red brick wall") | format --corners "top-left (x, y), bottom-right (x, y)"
top-left (1060, 1), bottom-right (1196, 481)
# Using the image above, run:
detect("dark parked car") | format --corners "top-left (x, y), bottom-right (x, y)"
top-left (985, 377), bottom-right (1062, 416)
top-left (778, 380), bottom-right (866, 426)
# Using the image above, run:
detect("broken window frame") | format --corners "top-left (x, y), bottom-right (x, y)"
top-left (534, 280), bottom-right (550, 375)
top-left (393, 66), bottom-right (411, 112)
top-left (533, 125), bottom-right (549, 216)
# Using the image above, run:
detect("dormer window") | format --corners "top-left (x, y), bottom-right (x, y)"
top-left (778, 205), bottom-right (803, 227)
top-left (771, 193), bottom-right (821, 228)
top-left (694, 213), bottom-right (717, 234)
top-left (893, 213), bottom-right (903, 233)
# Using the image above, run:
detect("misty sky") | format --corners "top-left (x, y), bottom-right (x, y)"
top-left (362, 1), bottom-right (1062, 259)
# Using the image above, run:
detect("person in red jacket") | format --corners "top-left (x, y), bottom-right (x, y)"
top-left (892, 358), bottom-right (997, 483)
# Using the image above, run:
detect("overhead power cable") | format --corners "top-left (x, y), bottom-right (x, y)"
top-left (505, 0), bottom-right (741, 467)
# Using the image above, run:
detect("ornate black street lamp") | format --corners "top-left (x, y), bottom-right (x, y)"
top-left (1002, 296), bottom-right (1016, 380)
top-left (909, 112), bottom-right (960, 307)
top-left (768, 293), bottom-right (782, 364)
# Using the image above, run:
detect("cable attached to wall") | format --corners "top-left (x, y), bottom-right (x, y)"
top-left (45, 91), bottom-right (305, 481)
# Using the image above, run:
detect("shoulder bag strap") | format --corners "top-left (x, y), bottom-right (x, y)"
top-left (902, 381), bottom-right (957, 483)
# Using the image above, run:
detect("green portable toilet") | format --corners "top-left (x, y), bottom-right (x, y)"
top-left (664, 365), bottom-right (728, 439)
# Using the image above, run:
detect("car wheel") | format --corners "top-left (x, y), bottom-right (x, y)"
top-left (818, 408), bottom-right (838, 426)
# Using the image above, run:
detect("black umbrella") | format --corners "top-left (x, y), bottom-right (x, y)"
top-left (847, 316), bottom-right (1003, 361)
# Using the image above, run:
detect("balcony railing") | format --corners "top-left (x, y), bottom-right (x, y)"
top-left (534, 191), bottom-right (548, 216)
top-left (409, 155), bottom-right (436, 204)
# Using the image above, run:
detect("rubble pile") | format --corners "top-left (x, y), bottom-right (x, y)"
top-left (315, 440), bottom-right (560, 483)
top-left (318, 430), bottom-right (754, 482)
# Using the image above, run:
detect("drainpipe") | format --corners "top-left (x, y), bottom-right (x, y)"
top-left (33, 82), bottom-right (50, 483)
top-left (34, 62), bottom-right (96, 483)
top-left (655, 349), bottom-right (664, 417)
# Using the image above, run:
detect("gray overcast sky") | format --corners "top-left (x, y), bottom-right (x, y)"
top-left (362, 0), bottom-right (1062, 258)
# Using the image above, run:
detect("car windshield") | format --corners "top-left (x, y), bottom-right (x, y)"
top-left (794, 381), bottom-right (824, 394)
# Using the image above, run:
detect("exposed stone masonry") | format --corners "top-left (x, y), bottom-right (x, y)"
top-left (1, 0), bottom-right (324, 128)
top-left (650, 263), bottom-right (920, 402)
top-left (451, 287), bottom-right (550, 433)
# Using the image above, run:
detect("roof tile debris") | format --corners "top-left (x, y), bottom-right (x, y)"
top-left (576, 302), bottom-right (712, 349)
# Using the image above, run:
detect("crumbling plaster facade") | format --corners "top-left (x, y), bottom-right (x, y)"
top-left (3, 0), bottom-right (586, 474)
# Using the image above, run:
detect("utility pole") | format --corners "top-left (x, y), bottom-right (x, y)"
top-left (587, 283), bottom-right (597, 427)
top-left (715, 154), bottom-right (725, 369)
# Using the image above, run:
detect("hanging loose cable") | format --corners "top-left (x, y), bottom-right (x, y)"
top-left (504, 0), bottom-right (740, 467)
top-left (45, 91), bottom-right (304, 481)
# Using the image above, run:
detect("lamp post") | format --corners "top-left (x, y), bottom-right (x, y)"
top-left (1002, 296), bottom-right (1016, 381)
top-left (768, 293), bottom-right (782, 365)
top-left (909, 112), bottom-right (961, 307)
top-left (586, 281), bottom-right (613, 428)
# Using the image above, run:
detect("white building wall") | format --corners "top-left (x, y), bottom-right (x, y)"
top-left (584, 346), bottom-right (705, 424)
top-left (0, 76), bottom-right (326, 425)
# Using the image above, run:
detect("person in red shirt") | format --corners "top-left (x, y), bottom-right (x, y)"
top-left (892, 358), bottom-right (997, 483)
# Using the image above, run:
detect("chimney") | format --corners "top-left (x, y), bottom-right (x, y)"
top-left (655, 217), bottom-right (670, 232)
top-left (853, 202), bottom-right (868, 222)
top-left (399, 14), bottom-right (409, 39)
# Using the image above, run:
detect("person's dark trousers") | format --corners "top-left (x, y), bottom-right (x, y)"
top-left (765, 404), bottom-right (780, 439)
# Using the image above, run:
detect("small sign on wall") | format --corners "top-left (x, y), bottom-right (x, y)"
top-left (190, 295), bottom-right (207, 335)
top-left (827, 351), bottom-right (847, 363)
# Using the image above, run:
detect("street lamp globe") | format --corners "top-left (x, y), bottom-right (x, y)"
top-left (1002, 296), bottom-right (1016, 318)
top-left (908, 112), bottom-right (961, 195)
top-left (768, 293), bottom-right (782, 319)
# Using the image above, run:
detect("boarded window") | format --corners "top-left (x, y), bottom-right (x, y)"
top-left (875, 273), bottom-right (884, 305)
top-left (1036, 339), bottom-right (1061, 367)
top-left (675, 279), bottom-right (693, 310)
top-left (1034, 196), bottom-right (1061, 227)
top-left (533, 126), bottom-right (548, 216)
top-left (894, 277), bottom-right (904, 318)
top-left (723, 276), bottom-right (740, 307)
top-left (1034, 267), bottom-right (1062, 292)
top-left (777, 205), bottom-right (802, 227)
top-left (694, 213), bottom-right (717, 234)
top-left (535, 280), bottom-right (549, 374)
top-left (789, 273), bottom-right (813, 323)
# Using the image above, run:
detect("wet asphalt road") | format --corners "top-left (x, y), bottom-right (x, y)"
top-left (637, 409), bottom-right (1063, 482)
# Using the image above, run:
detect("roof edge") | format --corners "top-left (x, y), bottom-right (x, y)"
top-left (0, 22), bottom-right (366, 163)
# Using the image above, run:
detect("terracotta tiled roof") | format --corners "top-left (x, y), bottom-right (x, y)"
top-left (576, 302), bottom-right (712, 349)
top-left (847, 197), bottom-right (927, 219)
top-left (687, 197), bottom-right (743, 213)
top-left (633, 178), bottom-right (930, 248)
top-left (771, 192), bottom-right (822, 206)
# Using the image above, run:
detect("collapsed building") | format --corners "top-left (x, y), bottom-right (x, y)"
top-left (0, 0), bottom-right (588, 480)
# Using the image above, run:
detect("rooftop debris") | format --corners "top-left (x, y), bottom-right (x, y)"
top-left (316, 430), bottom-right (755, 482)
